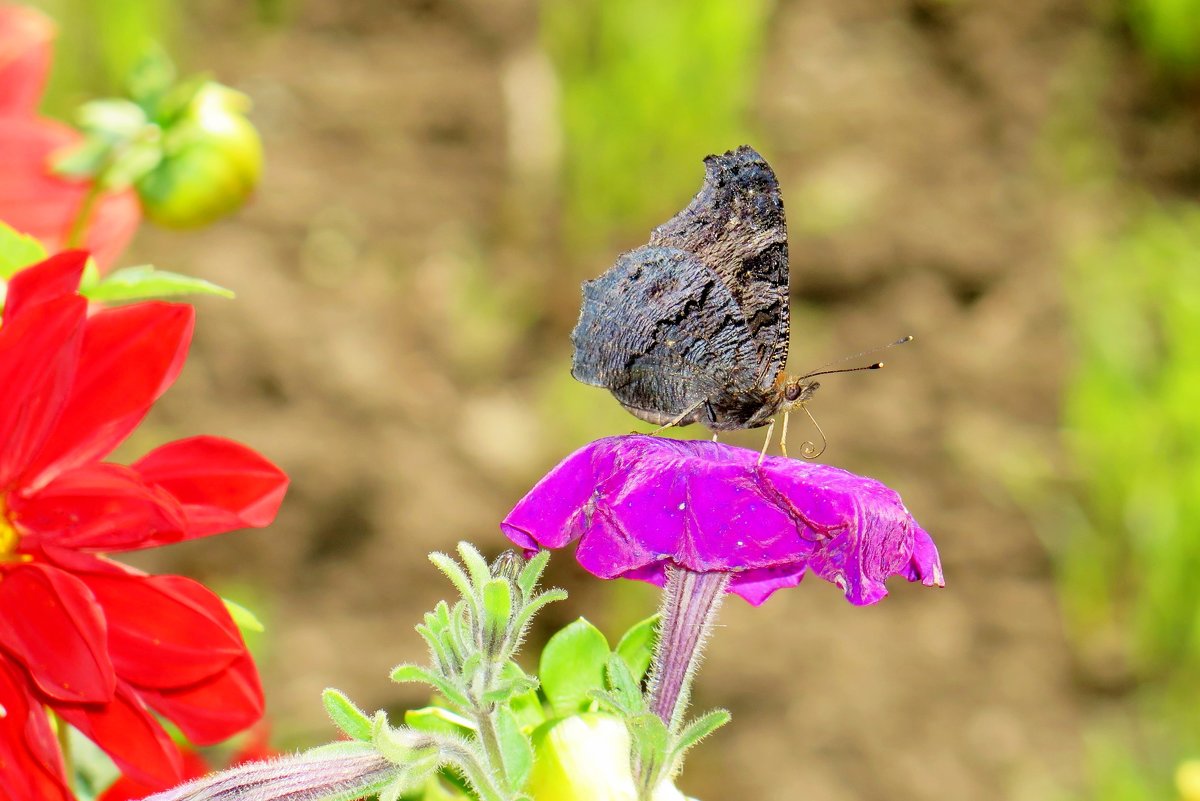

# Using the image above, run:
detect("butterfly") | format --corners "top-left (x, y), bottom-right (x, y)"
top-left (571, 145), bottom-right (829, 454)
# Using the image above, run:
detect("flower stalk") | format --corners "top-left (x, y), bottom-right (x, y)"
top-left (646, 567), bottom-right (729, 730)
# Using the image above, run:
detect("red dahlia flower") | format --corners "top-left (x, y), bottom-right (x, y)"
top-left (0, 4), bottom-right (139, 268)
top-left (0, 252), bottom-right (288, 799)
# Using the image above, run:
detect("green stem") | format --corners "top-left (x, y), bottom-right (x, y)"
top-left (53, 711), bottom-right (74, 794)
top-left (64, 181), bottom-right (104, 250)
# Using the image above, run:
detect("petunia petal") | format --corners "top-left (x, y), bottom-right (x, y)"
top-left (76, 569), bottom-right (247, 688)
top-left (0, 563), bottom-right (114, 702)
top-left (54, 681), bottom-right (183, 789)
top-left (133, 436), bottom-right (289, 538)
top-left (21, 302), bottom-right (194, 488)
top-left (12, 462), bottom-right (187, 552)
top-left (136, 652), bottom-right (264, 745)
top-left (0, 292), bottom-right (85, 490)
top-left (0, 116), bottom-right (140, 269)
top-left (0, 657), bottom-right (71, 801)
top-left (2, 250), bottom-right (86, 321)
top-left (502, 435), bottom-right (943, 606)
top-left (0, 5), bottom-right (54, 116)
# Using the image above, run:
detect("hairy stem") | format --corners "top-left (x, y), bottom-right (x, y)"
top-left (645, 567), bottom-right (729, 731)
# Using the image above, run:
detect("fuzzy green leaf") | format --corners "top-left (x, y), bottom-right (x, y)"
top-left (429, 553), bottom-right (476, 605)
top-left (615, 614), bottom-right (659, 684)
top-left (673, 708), bottom-right (731, 758)
top-left (516, 549), bottom-right (550, 599)
top-left (482, 578), bottom-right (513, 650)
top-left (539, 618), bottom-right (610, 716)
top-left (456, 542), bottom-right (491, 591)
top-left (495, 706), bottom-right (534, 790)
top-left (405, 706), bottom-right (476, 737)
top-left (322, 689), bottom-right (373, 742)
top-left (390, 664), bottom-right (471, 711)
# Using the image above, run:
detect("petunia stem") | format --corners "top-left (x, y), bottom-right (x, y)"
top-left (645, 566), bottom-right (729, 731)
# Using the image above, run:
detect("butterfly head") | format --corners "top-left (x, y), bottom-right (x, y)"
top-left (781, 377), bottom-right (820, 411)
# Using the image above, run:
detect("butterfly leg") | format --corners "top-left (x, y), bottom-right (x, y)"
top-left (757, 417), bottom-right (777, 464)
top-left (780, 410), bottom-right (791, 459)
top-left (647, 398), bottom-right (706, 436)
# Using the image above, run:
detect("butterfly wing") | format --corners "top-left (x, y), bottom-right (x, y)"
top-left (648, 145), bottom-right (789, 391)
top-left (571, 246), bottom-right (763, 427)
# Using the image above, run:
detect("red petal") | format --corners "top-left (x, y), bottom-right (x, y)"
top-left (0, 293), bottom-right (85, 490)
top-left (137, 652), bottom-right (264, 745)
top-left (0, 657), bottom-right (71, 801)
top-left (134, 436), bottom-right (289, 537)
top-left (0, 563), bottom-right (114, 702)
top-left (12, 463), bottom-right (187, 552)
top-left (3, 251), bottom-right (86, 321)
top-left (77, 571), bottom-right (246, 688)
top-left (22, 302), bottom-right (194, 488)
top-left (54, 681), bottom-right (183, 788)
top-left (97, 750), bottom-right (209, 801)
top-left (0, 116), bottom-right (139, 269)
top-left (0, 5), bottom-right (54, 116)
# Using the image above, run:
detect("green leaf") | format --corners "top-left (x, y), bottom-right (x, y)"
top-left (481, 578), bottom-right (513, 651)
top-left (429, 552), bottom-right (476, 604)
top-left (0, 223), bottom-right (47, 280)
top-left (628, 712), bottom-right (672, 790)
top-left (222, 597), bottom-right (264, 634)
top-left (615, 614), bottom-right (659, 684)
top-left (603, 654), bottom-right (643, 710)
top-left (82, 265), bottom-right (235, 302)
top-left (53, 137), bottom-right (111, 179)
top-left (322, 689), bottom-right (373, 742)
top-left (672, 708), bottom-right (731, 758)
top-left (538, 618), bottom-right (610, 716)
top-left (76, 98), bottom-right (149, 139)
top-left (390, 664), bottom-right (471, 711)
top-left (405, 706), bottom-right (475, 737)
top-left (456, 542), bottom-right (491, 591)
top-left (495, 706), bottom-right (534, 790)
top-left (125, 45), bottom-right (178, 108)
top-left (516, 550), bottom-right (550, 599)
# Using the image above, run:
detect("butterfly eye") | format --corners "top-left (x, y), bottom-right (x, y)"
top-left (783, 382), bottom-right (805, 402)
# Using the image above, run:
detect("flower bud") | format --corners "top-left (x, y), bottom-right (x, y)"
top-left (136, 82), bottom-right (263, 228)
top-left (526, 713), bottom-right (691, 801)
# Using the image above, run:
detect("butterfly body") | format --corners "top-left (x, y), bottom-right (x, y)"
top-left (571, 145), bottom-right (814, 432)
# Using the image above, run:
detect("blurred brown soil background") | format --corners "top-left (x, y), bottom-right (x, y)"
top-left (104, 0), bottom-right (1197, 798)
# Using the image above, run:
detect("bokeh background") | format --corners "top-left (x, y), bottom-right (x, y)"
top-left (25, 0), bottom-right (1200, 798)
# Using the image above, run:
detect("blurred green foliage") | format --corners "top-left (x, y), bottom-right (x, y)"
top-left (1062, 206), bottom-right (1200, 797)
top-left (1064, 207), bottom-right (1200, 677)
top-left (27, 0), bottom-right (174, 114)
top-left (541, 0), bottom-right (771, 249)
top-left (1126, 0), bottom-right (1200, 72)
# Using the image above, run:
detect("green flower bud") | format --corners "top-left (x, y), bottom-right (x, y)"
top-left (136, 82), bottom-right (263, 228)
top-left (527, 713), bottom-right (692, 801)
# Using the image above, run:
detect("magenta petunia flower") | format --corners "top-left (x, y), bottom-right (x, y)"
top-left (502, 435), bottom-right (943, 606)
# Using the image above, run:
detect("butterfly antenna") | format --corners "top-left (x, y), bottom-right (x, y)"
top-left (800, 334), bottom-right (913, 380)
top-left (798, 403), bottom-right (827, 460)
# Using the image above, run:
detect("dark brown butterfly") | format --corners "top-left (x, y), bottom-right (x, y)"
top-left (571, 145), bottom-right (830, 452)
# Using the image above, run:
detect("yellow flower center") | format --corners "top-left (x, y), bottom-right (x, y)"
top-left (0, 497), bottom-right (20, 558)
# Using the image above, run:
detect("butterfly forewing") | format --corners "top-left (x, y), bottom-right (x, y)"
top-left (571, 246), bottom-right (762, 427)
top-left (648, 144), bottom-right (790, 392)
